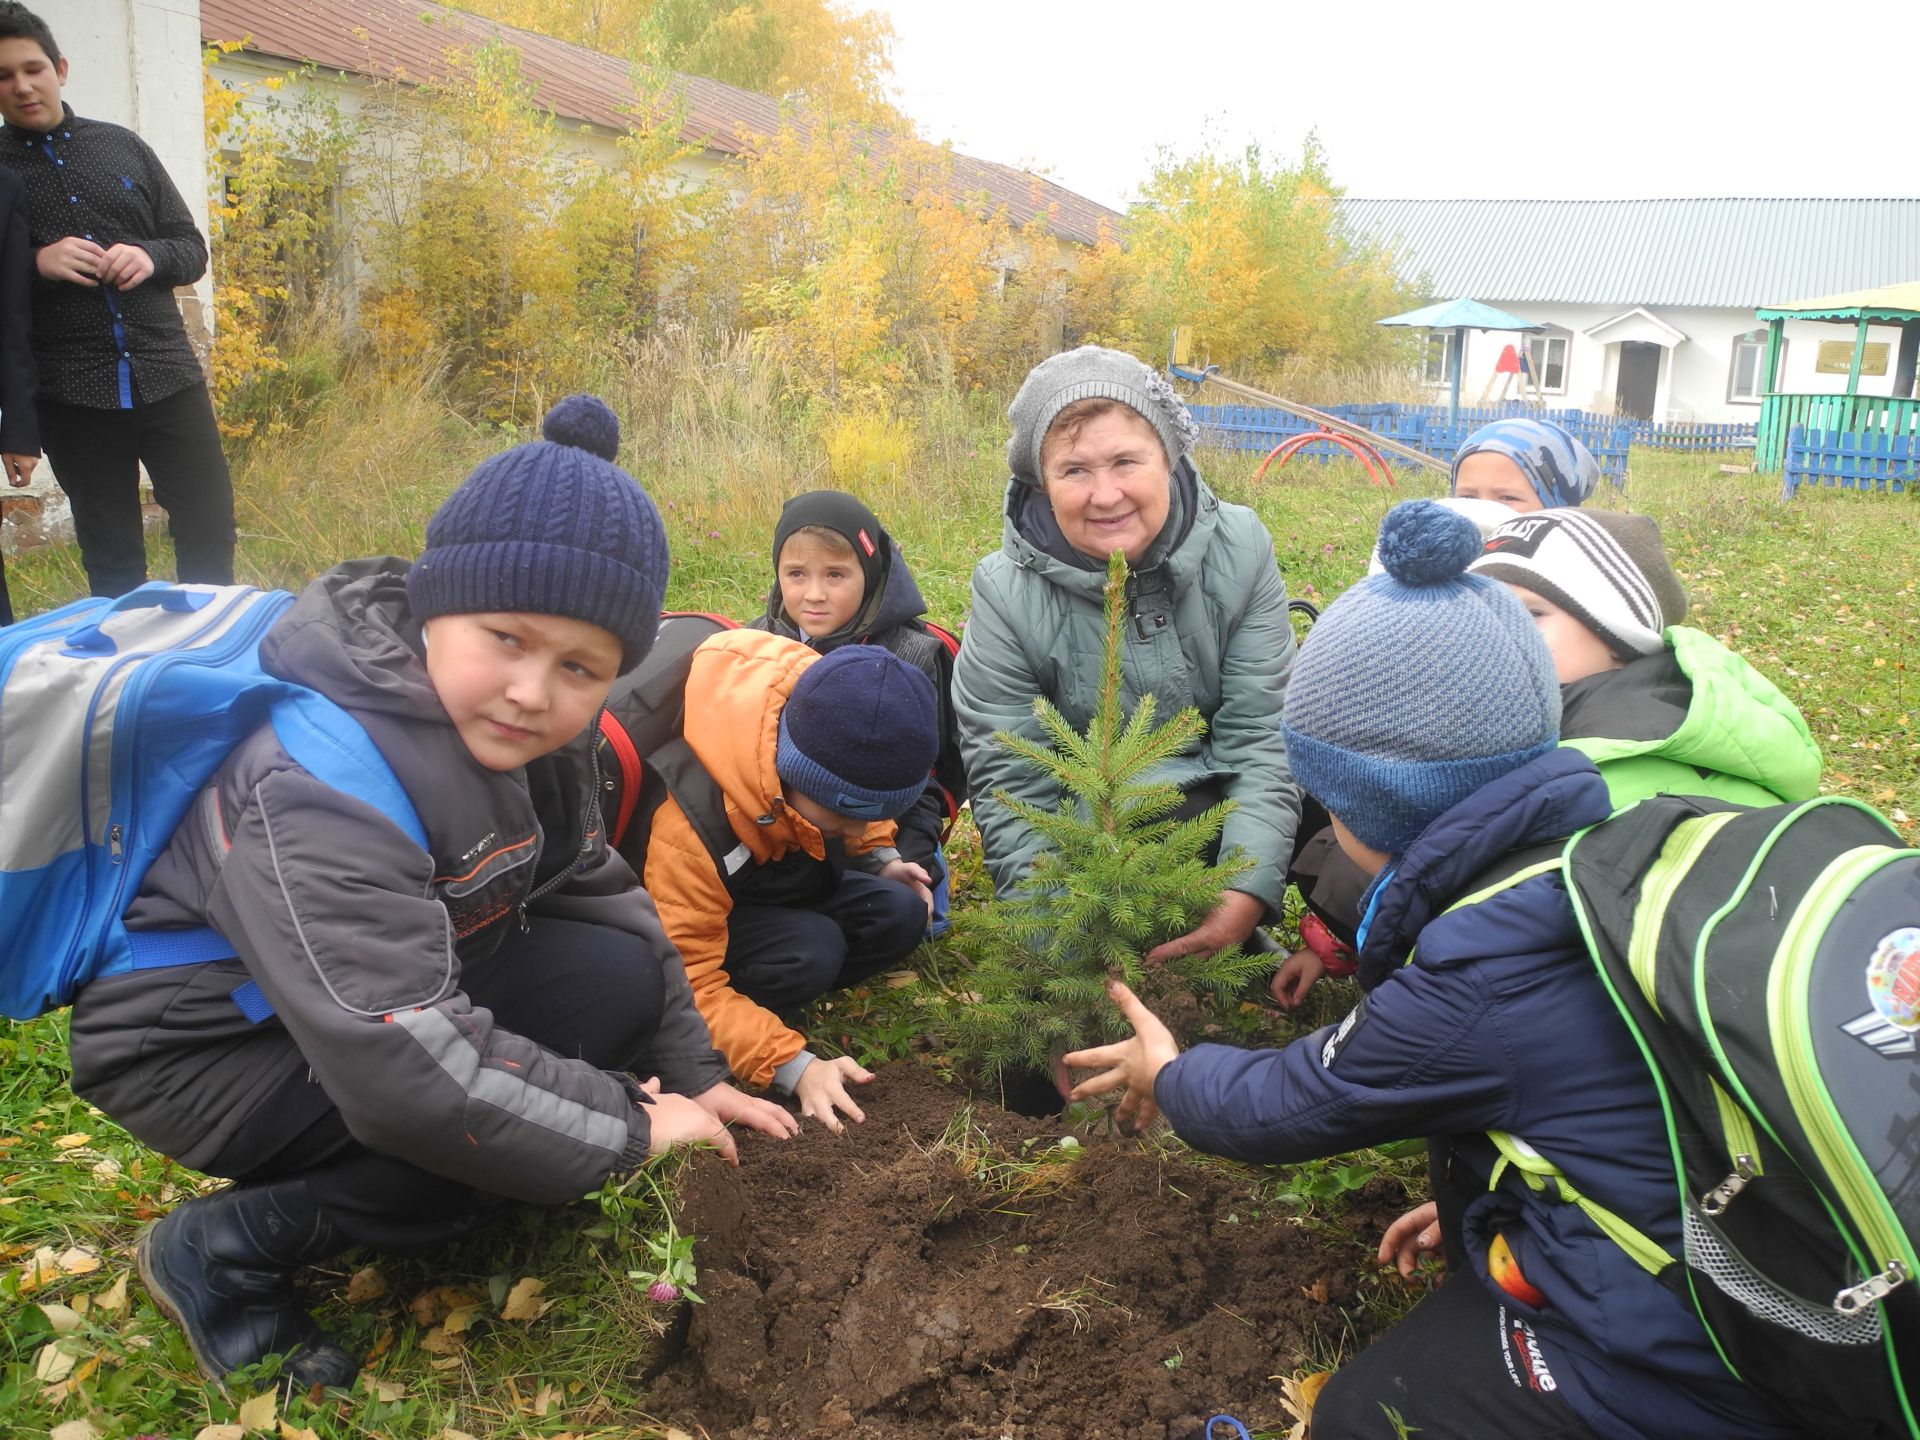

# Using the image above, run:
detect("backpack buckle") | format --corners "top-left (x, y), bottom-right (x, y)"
top-left (1834, 1260), bottom-right (1909, 1315)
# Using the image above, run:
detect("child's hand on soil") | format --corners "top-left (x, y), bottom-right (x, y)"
top-left (794, 1055), bottom-right (874, 1134)
top-left (1268, 950), bottom-right (1326, 1011)
top-left (1144, 889), bottom-right (1264, 964)
top-left (1063, 980), bottom-right (1180, 1134)
top-left (637, 1076), bottom-right (740, 1165)
top-left (693, 1080), bottom-right (801, 1140)
top-left (1379, 1200), bottom-right (1443, 1278)
top-left (878, 858), bottom-right (934, 921)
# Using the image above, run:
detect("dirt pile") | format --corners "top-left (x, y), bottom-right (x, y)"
top-left (647, 1063), bottom-right (1387, 1440)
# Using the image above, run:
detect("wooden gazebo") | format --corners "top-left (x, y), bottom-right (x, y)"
top-left (1754, 281), bottom-right (1920, 470)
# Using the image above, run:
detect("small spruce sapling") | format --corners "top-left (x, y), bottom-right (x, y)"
top-left (949, 551), bottom-right (1270, 1084)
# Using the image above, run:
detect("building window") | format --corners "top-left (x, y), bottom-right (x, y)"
top-left (1728, 329), bottom-right (1768, 404)
top-left (1422, 330), bottom-right (1454, 386)
top-left (1525, 330), bottom-right (1569, 394)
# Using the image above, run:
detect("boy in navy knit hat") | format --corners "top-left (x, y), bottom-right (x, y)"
top-left (609, 631), bottom-right (940, 1133)
top-left (1065, 501), bottom-right (1800, 1440)
top-left (70, 397), bottom-right (794, 1392)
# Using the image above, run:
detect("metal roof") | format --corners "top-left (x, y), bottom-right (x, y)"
top-left (1339, 198), bottom-right (1920, 310)
top-left (201, 0), bottom-right (1122, 245)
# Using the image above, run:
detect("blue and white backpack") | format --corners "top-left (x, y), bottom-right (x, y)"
top-left (0, 583), bottom-right (425, 1021)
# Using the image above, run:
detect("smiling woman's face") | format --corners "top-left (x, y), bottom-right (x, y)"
top-left (1040, 406), bottom-right (1172, 564)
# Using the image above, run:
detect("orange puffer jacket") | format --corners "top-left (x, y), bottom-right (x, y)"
top-left (638, 629), bottom-right (896, 1088)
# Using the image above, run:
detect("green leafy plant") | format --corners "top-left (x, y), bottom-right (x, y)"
top-left (598, 1158), bottom-right (702, 1305)
top-left (947, 550), bottom-right (1271, 1080)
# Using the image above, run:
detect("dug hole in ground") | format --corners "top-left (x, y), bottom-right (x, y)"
top-left (645, 1064), bottom-right (1411, 1439)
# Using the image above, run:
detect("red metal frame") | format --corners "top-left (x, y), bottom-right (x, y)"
top-left (1252, 430), bottom-right (1396, 488)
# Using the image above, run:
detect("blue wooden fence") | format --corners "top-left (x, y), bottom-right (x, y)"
top-left (1782, 426), bottom-right (1916, 498)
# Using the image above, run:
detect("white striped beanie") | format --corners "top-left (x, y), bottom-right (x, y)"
top-left (1469, 509), bottom-right (1688, 660)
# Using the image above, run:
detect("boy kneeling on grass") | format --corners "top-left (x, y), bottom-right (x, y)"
top-left (1068, 501), bottom-right (1801, 1440)
top-left (611, 631), bottom-right (939, 1133)
top-left (72, 397), bottom-right (793, 1391)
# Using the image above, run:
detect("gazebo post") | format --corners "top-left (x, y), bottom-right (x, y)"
top-left (1448, 328), bottom-right (1465, 425)
top-left (1895, 321), bottom-right (1919, 400)
top-left (1763, 317), bottom-right (1784, 393)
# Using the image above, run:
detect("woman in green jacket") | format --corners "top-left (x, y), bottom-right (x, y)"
top-left (952, 346), bottom-right (1301, 963)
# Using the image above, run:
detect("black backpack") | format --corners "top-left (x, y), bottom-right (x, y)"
top-left (1558, 793), bottom-right (1920, 1438)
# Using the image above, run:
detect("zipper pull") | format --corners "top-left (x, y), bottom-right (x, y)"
top-left (517, 906), bottom-right (530, 935)
top-left (1835, 1259), bottom-right (1909, 1315)
top-left (108, 824), bottom-right (124, 863)
top-left (1700, 1154), bottom-right (1756, 1216)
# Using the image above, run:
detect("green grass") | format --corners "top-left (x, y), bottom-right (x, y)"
top-left (4, 372), bottom-right (1918, 1436)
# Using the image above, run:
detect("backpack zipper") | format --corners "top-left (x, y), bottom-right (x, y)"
top-left (1768, 843), bottom-right (1919, 1311)
top-left (1628, 811), bottom-right (1740, 1013)
top-left (1700, 1078), bottom-right (1764, 1215)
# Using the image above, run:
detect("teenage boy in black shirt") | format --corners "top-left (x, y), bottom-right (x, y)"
top-left (0, 159), bottom-right (41, 625)
top-left (0, 2), bottom-right (235, 598)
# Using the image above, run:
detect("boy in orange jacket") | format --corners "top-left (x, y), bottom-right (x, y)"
top-left (612, 632), bottom-right (939, 1133)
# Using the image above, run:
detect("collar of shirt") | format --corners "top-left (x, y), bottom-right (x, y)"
top-left (3, 102), bottom-right (80, 150)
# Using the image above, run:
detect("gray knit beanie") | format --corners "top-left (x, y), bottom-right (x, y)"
top-left (1005, 346), bottom-right (1201, 488)
top-left (1283, 500), bottom-right (1561, 857)
top-left (1469, 509), bottom-right (1688, 660)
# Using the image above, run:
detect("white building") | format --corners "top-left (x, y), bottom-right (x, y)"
top-left (1340, 198), bottom-right (1920, 424)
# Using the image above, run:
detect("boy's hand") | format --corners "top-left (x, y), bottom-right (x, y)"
top-left (636, 1076), bottom-right (739, 1165)
top-left (793, 1055), bottom-right (874, 1134)
top-left (878, 857), bottom-right (933, 921)
top-left (97, 243), bottom-right (156, 291)
top-left (1063, 980), bottom-right (1180, 1134)
top-left (4, 452), bottom-right (38, 487)
top-left (1145, 889), bottom-right (1264, 965)
top-left (37, 236), bottom-right (106, 286)
top-left (1268, 950), bottom-right (1326, 1011)
top-left (693, 1080), bottom-right (800, 1140)
top-left (1379, 1200), bottom-right (1443, 1278)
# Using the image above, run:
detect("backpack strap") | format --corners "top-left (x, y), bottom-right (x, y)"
top-left (1487, 1130), bottom-right (1675, 1279)
top-left (124, 690), bottom-right (427, 1025)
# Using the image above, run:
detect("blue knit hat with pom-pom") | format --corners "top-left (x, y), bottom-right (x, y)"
top-left (406, 395), bottom-right (668, 673)
top-left (1282, 499), bottom-right (1560, 856)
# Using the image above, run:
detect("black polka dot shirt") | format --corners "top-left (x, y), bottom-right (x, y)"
top-left (0, 103), bottom-right (208, 410)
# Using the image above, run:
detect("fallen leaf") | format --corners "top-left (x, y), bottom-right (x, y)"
top-left (94, 1272), bottom-right (130, 1312)
top-left (57, 1245), bottom-right (103, 1277)
top-left (91, 1157), bottom-right (123, 1181)
top-left (530, 1382), bottom-right (559, 1417)
top-left (18, 1246), bottom-right (59, 1291)
top-left (345, 1266), bottom-right (389, 1305)
top-left (663, 1429), bottom-right (696, 1440)
top-left (278, 1421), bottom-right (321, 1440)
top-left (437, 1427), bottom-right (479, 1439)
top-left (1303, 1274), bottom-right (1330, 1303)
top-left (194, 1427), bottom-right (246, 1440)
top-left (49, 1421), bottom-right (100, 1440)
top-left (444, 1305), bottom-right (481, 1335)
top-left (428, 1354), bottom-right (465, 1371)
top-left (499, 1276), bottom-right (548, 1322)
top-left (419, 1324), bottom-right (464, 1355)
top-left (363, 1376), bottom-right (406, 1402)
top-left (53, 1132), bottom-right (94, 1150)
top-left (407, 1284), bottom-right (478, 1328)
top-left (37, 1302), bottom-right (82, 1332)
top-left (35, 1342), bottom-right (77, 1383)
top-left (237, 1390), bottom-right (278, 1432)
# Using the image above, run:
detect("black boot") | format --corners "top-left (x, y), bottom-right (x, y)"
top-left (136, 1179), bottom-right (359, 1390)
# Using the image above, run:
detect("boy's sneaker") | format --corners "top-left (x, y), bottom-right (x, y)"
top-left (136, 1179), bottom-right (359, 1390)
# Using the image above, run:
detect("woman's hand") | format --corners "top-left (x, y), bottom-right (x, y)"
top-left (636, 1076), bottom-right (739, 1165)
top-left (878, 857), bottom-right (933, 922)
top-left (793, 1055), bottom-right (875, 1134)
top-left (1063, 980), bottom-right (1180, 1134)
top-left (1268, 950), bottom-right (1326, 1011)
top-left (692, 1080), bottom-right (800, 1140)
top-left (1379, 1200), bottom-right (1443, 1278)
top-left (1145, 888), bottom-right (1266, 965)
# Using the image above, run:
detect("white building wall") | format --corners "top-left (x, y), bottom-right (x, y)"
top-left (1423, 302), bottom-right (1911, 425)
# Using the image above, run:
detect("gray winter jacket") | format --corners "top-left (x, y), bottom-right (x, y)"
top-left (953, 463), bottom-right (1300, 910)
top-left (68, 560), bottom-right (730, 1205)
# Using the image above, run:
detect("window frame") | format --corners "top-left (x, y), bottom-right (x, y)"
top-left (1727, 328), bottom-right (1769, 405)
top-left (1524, 329), bottom-right (1570, 395)
top-left (1421, 330), bottom-right (1455, 387)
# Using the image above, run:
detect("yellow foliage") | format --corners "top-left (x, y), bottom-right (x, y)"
top-left (822, 408), bottom-right (915, 485)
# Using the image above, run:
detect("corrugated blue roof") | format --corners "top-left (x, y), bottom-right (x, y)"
top-left (1339, 198), bottom-right (1920, 310)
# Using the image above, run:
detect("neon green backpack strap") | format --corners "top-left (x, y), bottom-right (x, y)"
top-left (1487, 1130), bottom-right (1675, 1278)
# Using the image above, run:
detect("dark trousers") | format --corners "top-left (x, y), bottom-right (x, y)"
top-left (1310, 1275), bottom-right (1600, 1440)
top-left (723, 869), bottom-right (926, 1013)
top-left (39, 383), bottom-right (236, 597)
top-left (223, 917), bottom-right (665, 1253)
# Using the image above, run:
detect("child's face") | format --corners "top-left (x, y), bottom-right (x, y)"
top-left (0, 38), bottom-right (65, 134)
top-left (778, 534), bottom-right (865, 638)
top-left (1453, 452), bottom-right (1543, 512)
top-left (1329, 815), bottom-right (1391, 877)
top-left (1504, 584), bottom-right (1623, 684)
top-left (423, 611), bottom-right (622, 772)
top-left (783, 787), bottom-right (868, 840)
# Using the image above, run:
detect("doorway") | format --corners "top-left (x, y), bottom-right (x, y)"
top-left (1615, 342), bottom-right (1661, 420)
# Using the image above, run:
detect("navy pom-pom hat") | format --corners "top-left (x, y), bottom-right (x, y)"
top-left (406, 395), bottom-right (669, 673)
top-left (776, 647), bottom-right (939, 821)
top-left (1282, 499), bottom-right (1561, 857)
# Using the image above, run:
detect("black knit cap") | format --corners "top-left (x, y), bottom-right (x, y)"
top-left (405, 395), bottom-right (669, 673)
top-left (767, 490), bottom-right (892, 639)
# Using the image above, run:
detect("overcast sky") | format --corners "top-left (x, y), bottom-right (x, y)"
top-left (873, 0), bottom-right (1920, 211)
